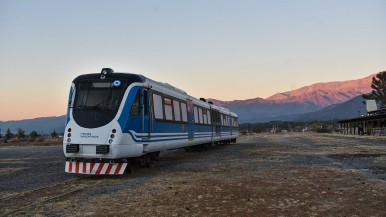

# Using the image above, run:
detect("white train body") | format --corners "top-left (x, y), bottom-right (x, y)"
top-left (63, 69), bottom-right (238, 175)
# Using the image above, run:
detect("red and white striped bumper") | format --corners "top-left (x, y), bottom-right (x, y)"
top-left (65, 161), bottom-right (127, 175)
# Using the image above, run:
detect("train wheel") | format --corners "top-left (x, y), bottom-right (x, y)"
top-left (145, 154), bottom-right (154, 168)
top-left (145, 152), bottom-right (159, 168)
top-left (125, 159), bottom-right (136, 174)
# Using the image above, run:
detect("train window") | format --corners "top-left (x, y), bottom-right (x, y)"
top-left (221, 114), bottom-right (224, 126)
top-left (203, 110), bottom-right (207, 125)
top-left (207, 110), bottom-right (211, 124)
top-left (153, 94), bottom-right (164, 119)
top-left (164, 98), bottom-right (173, 120)
top-left (198, 108), bottom-right (203, 124)
top-left (173, 101), bottom-right (181, 121)
top-left (194, 107), bottom-right (199, 123)
top-left (213, 110), bottom-right (218, 124)
top-left (181, 103), bottom-right (187, 122)
top-left (130, 90), bottom-right (140, 116)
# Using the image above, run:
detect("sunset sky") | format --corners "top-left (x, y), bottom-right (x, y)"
top-left (0, 0), bottom-right (385, 121)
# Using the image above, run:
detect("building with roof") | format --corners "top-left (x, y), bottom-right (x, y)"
top-left (338, 106), bottom-right (386, 136)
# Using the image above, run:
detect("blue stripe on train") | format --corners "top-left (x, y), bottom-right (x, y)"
top-left (66, 86), bottom-right (74, 125)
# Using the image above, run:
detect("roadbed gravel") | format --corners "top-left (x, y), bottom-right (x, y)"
top-left (0, 133), bottom-right (385, 216)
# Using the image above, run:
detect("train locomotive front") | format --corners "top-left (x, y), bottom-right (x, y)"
top-left (64, 68), bottom-right (151, 175)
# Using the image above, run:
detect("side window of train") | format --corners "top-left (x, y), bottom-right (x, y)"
top-left (164, 98), bottom-right (173, 121)
top-left (153, 94), bottom-right (164, 119)
top-left (173, 100), bottom-right (181, 121)
top-left (207, 110), bottom-right (211, 125)
top-left (198, 108), bottom-right (203, 124)
top-left (181, 102), bottom-right (188, 122)
top-left (203, 110), bottom-right (207, 125)
top-left (130, 90), bottom-right (140, 116)
top-left (194, 106), bottom-right (199, 123)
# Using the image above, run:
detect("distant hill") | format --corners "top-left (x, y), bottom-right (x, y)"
top-left (294, 95), bottom-right (367, 121)
top-left (0, 116), bottom-right (66, 134)
top-left (265, 74), bottom-right (373, 107)
top-left (209, 97), bottom-right (321, 123)
top-left (210, 73), bottom-right (374, 122)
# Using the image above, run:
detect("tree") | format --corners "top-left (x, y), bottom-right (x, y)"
top-left (5, 128), bottom-right (14, 140)
top-left (17, 128), bottom-right (25, 139)
top-left (51, 130), bottom-right (58, 138)
top-left (370, 71), bottom-right (386, 106)
top-left (29, 131), bottom-right (39, 139)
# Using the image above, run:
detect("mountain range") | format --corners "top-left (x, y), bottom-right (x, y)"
top-left (0, 73), bottom-right (375, 134)
top-left (0, 116), bottom-right (66, 135)
top-left (211, 74), bottom-right (373, 122)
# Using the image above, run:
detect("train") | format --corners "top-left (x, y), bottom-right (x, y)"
top-left (63, 68), bottom-right (238, 175)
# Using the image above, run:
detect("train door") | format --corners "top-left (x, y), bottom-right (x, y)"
top-left (141, 88), bottom-right (151, 139)
top-left (209, 107), bottom-right (214, 141)
top-left (128, 88), bottom-right (151, 138)
top-left (187, 99), bottom-right (194, 140)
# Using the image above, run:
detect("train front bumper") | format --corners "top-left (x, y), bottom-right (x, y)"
top-left (65, 161), bottom-right (127, 175)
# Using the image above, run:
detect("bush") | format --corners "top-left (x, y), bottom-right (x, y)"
top-left (17, 128), bottom-right (25, 139)
top-left (29, 131), bottom-right (39, 139)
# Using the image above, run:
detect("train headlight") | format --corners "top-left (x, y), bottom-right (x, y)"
top-left (101, 68), bottom-right (114, 79)
top-left (109, 139), bottom-right (113, 144)
top-left (67, 138), bottom-right (71, 143)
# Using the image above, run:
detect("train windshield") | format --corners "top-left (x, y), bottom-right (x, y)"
top-left (74, 81), bottom-right (126, 110)
top-left (72, 80), bottom-right (127, 128)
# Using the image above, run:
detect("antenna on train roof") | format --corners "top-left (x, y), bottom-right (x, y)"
top-left (101, 68), bottom-right (114, 79)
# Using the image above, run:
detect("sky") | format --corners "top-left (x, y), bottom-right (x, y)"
top-left (0, 0), bottom-right (385, 121)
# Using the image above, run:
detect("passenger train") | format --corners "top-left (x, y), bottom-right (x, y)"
top-left (64, 68), bottom-right (238, 175)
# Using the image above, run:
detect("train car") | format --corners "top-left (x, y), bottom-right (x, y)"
top-left (64, 68), bottom-right (238, 175)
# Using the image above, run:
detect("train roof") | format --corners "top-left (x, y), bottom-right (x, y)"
top-left (73, 73), bottom-right (146, 83)
top-left (145, 77), bottom-right (187, 95)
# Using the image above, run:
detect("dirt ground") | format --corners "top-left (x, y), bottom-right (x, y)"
top-left (1, 133), bottom-right (386, 216)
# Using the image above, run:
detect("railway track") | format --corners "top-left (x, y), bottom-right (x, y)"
top-left (0, 176), bottom-right (103, 216)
